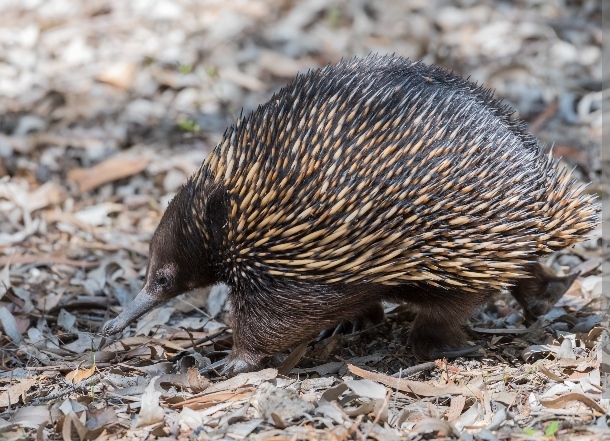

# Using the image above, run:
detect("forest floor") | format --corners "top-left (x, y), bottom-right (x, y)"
top-left (0, 0), bottom-right (607, 440)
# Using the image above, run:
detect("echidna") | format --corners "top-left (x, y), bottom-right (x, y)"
top-left (102, 55), bottom-right (599, 374)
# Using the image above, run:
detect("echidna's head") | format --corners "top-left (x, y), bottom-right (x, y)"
top-left (141, 190), bottom-right (212, 297)
top-left (102, 180), bottom-right (225, 336)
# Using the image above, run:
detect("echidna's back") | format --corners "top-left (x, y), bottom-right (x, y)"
top-left (198, 55), bottom-right (599, 291)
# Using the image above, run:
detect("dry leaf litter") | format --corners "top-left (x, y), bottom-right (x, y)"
top-left (0, 0), bottom-right (607, 440)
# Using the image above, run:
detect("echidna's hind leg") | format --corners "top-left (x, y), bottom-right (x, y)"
top-left (509, 262), bottom-right (579, 324)
top-left (406, 288), bottom-right (488, 360)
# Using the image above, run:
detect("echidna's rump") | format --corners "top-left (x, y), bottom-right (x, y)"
top-left (103, 55), bottom-right (599, 373)
top-left (195, 55), bottom-right (598, 291)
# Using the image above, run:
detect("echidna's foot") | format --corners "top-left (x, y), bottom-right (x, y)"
top-left (220, 350), bottom-right (264, 377)
top-left (316, 302), bottom-right (385, 341)
top-left (429, 344), bottom-right (482, 359)
top-left (510, 263), bottom-right (580, 324)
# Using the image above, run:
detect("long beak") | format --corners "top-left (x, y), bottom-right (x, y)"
top-left (102, 289), bottom-right (163, 336)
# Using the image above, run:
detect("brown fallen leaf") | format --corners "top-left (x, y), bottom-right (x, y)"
top-left (446, 395), bottom-right (466, 422)
top-left (97, 61), bottom-right (137, 89)
top-left (219, 68), bottom-right (265, 91)
top-left (277, 341), bottom-right (309, 376)
top-left (540, 392), bottom-right (606, 414)
top-left (171, 387), bottom-right (255, 410)
top-left (65, 365), bottom-right (96, 384)
top-left (187, 368), bottom-right (210, 393)
top-left (348, 364), bottom-right (479, 398)
top-left (0, 378), bottom-right (38, 408)
top-left (203, 368), bottom-right (277, 395)
top-left (537, 364), bottom-right (565, 383)
top-left (258, 50), bottom-right (305, 78)
top-left (67, 153), bottom-right (151, 192)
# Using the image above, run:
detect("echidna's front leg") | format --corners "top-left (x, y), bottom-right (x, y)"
top-left (223, 283), bottom-right (374, 376)
top-left (509, 262), bottom-right (579, 323)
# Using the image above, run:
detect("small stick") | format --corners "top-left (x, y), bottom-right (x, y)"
top-left (391, 361), bottom-right (437, 378)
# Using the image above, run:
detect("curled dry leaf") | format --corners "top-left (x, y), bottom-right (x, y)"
top-left (540, 392), bottom-right (607, 414)
top-left (226, 418), bottom-right (264, 439)
top-left (172, 387), bottom-right (255, 411)
top-left (9, 405), bottom-right (51, 430)
top-left (411, 418), bottom-right (461, 438)
top-left (134, 376), bottom-right (165, 428)
top-left (348, 364), bottom-right (479, 398)
top-left (291, 361), bottom-right (344, 376)
top-left (522, 344), bottom-right (560, 362)
top-left (0, 307), bottom-right (25, 344)
top-left (344, 379), bottom-right (387, 400)
top-left (83, 408), bottom-right (119, 438)
top-left (455, 402), bottom-right (485, 430)
top-left (538, 364), bottom-right (566, 382)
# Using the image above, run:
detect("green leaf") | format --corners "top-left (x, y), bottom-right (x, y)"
top-left (523, 427), bottom-right (538, 435)
top-left (545, 421), bottom-right (559, 436)
top-left (179, 64), bottom-right (192, 74)
top-left (205, 65), bottom-right (217, 78)
top-left (178, 119), bottom-right (200, 133)
top-left (327, 5), bottom-right (341, 29)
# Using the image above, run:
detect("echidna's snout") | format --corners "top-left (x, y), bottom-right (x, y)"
top-left (101, 287), bottom-right (165, 335)
top-left (102, 250), bottom-right (187, 336)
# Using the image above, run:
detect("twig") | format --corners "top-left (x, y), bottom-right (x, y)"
top-left (24, 363), bottom-right (110, 372)
top-left (391, 361), bottom-right (436, 378)
top-left (30, 374), bottom-right (102, 405)
top-left (183, 329), bottom-right (229, 349)
top-left (528, 99), bottom-right (558, 134)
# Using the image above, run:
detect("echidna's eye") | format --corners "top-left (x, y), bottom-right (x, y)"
top-left (156, 275), bottom-right (169, 286)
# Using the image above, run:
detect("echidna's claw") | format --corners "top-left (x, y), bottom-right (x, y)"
top-left (316, 303), bottom-right (385, 342)
top-left (198, 358), bottom-right (229, 375)
top-left (220, 356), bottom-right (258, 377)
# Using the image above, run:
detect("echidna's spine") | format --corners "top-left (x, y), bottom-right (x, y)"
top-left (192, 55), bottom-right (599, 291)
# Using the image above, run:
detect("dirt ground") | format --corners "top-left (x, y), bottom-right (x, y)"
top-left (0, 0), bottom-right (607, 440)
